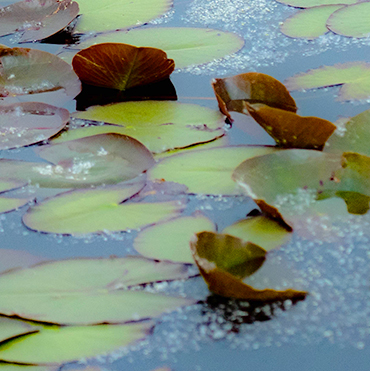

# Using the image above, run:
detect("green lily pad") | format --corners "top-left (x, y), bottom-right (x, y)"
top-left (280, 5), bottom-right (344, 39)
top-left (0, 103), bottom-right (69, 150)
top-left (327, 2), bottom-right (370, 37)
top-left (0, 47), bottom-right (81, 106)
top-left (276, 0), bottom-right (357, 8)
top-left (0, 197), bottom-right (30, 214)
top-left (0, 363), bottom-right (55, 371)
top-left (72, 43), bottom-right (174, 91)
top-left (284, 62), bottom-right (370, 102)
top-left (23, 182), bottom-right (184, 234)
top-left (0, 0), bottom-right (79, 42)
top-left (222, 215), bottom-right (292, 251)
top-left (0, 322), bottom-right (153, 365)
top-left (134, 214), bottom-right (216, 263)
top-left (65, 101), bottom-right (226, 153)
top-left (0, 317), bottom-right (37, 344)
top-left (75, 0), bottom-right (172, 33)
top-left (0, 257), bottom-right (194, 325)
top-left (69, 28), bottom-right (244, 69)
top-left (148, 145), bottom-right (276, 195)
top-left (0, 180), bottom-right (26, 194)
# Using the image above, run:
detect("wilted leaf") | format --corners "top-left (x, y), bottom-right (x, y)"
top-left (0, 0), bottom-right (79, 42)
top-left (245, 103), bottom-right (336, 150)
top-left (0, 249), bottom-right (44, 273)
top-left (148, 146), bottom-right (276, 195)
top-left (0, 322), bottom-right (153, 365)
top-left (75, 0), bottom-right (172, 33)
top-left (0, 317), bottom-right (37, 344)
top-left (212, 72), bottom-right (297, 120)
top-left (276, 0), bottom-right (357, 7)
top-left (327, 2), bottom-right (370, 37)
top-left (284, 62), bottom-right (370, 102)
top-left (0, 47), bottom-right (81, 106)
top-left (134, 214), bottom-right (216, 263)
top-left (0, 103), bottom-right (69, 150)
top-left (0, 257), bottom-right (195, 325)
top-left (68, 28), bottom-right (244, 69)
top-left (280, 5), bottom-right (343, 39)
top-left (72, 43), bottom-right (174, 91)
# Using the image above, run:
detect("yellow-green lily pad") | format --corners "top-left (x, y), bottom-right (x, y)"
top-left (0, 317), bottom-right (37, 344)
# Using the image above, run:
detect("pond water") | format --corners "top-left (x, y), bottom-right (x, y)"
top-left (1, 0), bottom-right (370, 370)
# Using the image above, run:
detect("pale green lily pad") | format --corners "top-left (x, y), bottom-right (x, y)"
top-left (0, 322), bottom-right (153, 365)
top-left (280, 5), bottom-right (343, 39)
top-left (0, 257), bottom-right (194, 325)
top-left (0, 197), bottom-right (30, 214)
top-left (75, 0), bottom-right (172, 33)
top-left (327, 2), bottom-right (370, 37)
top-left (69, 28), bottom-right (244, 69)
top-left (276, 0), bottom-right (357, 8)
top-left (222, 215), bottom-right (292, 251)
top-left (284, 62), bottom-right (370, 101)
top-left (23, 183), bottom-right (184, 235)
top-left (134, 214), bottom-right (216, 263)
top-left (0, 180), bottom-right (26, 194)
top-left (63, 101), bottom-right (226, 153)
top-left (148, 146), bottom-right (276, 195)
top-left (0, 317), bottom-right (37, 344)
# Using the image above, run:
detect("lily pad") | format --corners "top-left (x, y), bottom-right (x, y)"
top-left (0, 364), bottom-right (55, 371)
top-left (276, 0), bottom-right (357, 7)
top-left (0, 317), bottom-right (37, 344)
top-left (245, 103), bottom-right (336, 150)
top-left (212, 72), bottom-right (297, 121)
top-left (0, 197), bottom-right (30, 214)
top-left (0, 47), bottom-right (81, 106)
top-left (0, 103), bottom-right (69, 150)
top-left (280, 5), bottom-right (344, 39)
top-left (0, 180), bottom-right (26, 194)
top-left (148, 145), bottom-right (276, 195)
top-left (0, 249), bottom-right (44, 273)
top-left (69, 28), bottom-right (244, 69)
top-left (0, 0), bottom-right (79, 42)
top-left (72, 43), bottom-right (174, 91)
top-left (284, 62), bottom-right (370, 102)
top-left (327, 2), bottom-right (370, 37)
top-left (0, 322), bottom-right (153, 365)
top-left (66, 101), bottom-right (226, 153)
top-left (0, 257), bottom-right (194, 325)
top-left (134, 214), bottom-right (216, 263)
top-left (75, 0), bottom-right (172, 33)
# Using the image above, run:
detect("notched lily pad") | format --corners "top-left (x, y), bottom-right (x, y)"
top-left (284, 62), bottom-right (370, 102)
top-left (72, 43), bottom-right (175, 91)
top-left (212, 72), bottom-right (297, 121)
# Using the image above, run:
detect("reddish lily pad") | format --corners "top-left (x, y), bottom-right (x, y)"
top-left (0, 47), bottom-right (81, 106)
top-left (72, 43), bottom-right (174, 91)
top-left (0, 103), bottom-right (69, 150)
top-left (284, 62), bottom-right (370, 102)
top-left (0, 0), bottom-right (79, 43)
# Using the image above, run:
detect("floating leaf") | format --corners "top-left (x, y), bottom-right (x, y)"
top-left (0, 257), bottom-right (194, 325)
top-left (69, 28), bottom-right (244, 69)
top-left (245, 103), bottom-right (336, 150)
top-left (75, 0), bottom-right (172, 33)
top-left (0, 0), bottom-right (79, 42)
top-left (212, 72), bottom-right (297, 120)
top-left (0, 322), bottom-right (153, 365)
top-left (0, 249), bottom-right (44, 273)
top-left (276, 0), bottom-right (357, 7)
top-left (0, 317), bottom-right (37, 344)
top-left (284, 62), bottom-right (370, 102)
top-left (0, 363), bottom-right (55, 371)
top-left (66, 101), bottom-right (226, 153)
top-left (72, 43), bottom-right (174, 91)
top-left (280, 5), bottom-right (343, 39)
top-left (327, 2), bottom-right (370, 37)
top-left (0, 197), bottom-right (30, 214)
top-left (22, 181), bottom-right (185, 235)
top-left (0, 47), bottom-right (81, 106)
top-left (134, 214), bottom-right (216, 263)
top-left (0, 103), bottom-right (69, 150)
top-left (222, 215), bottom-right (292, 251)
top-left (148, 146), bottom-right (276, 195)
top-left (0, 180), bottom-right (26, 194)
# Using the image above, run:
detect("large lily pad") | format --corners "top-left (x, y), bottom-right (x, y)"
top-left (0, 257), bottom-right (194, 325)
top-left (75, 0), bottom-right (172, 33)
top-left (0, 103), bottom-right (69, 150)
top-left (284, 62), bottom-right (370, 102)
top-left (327, 2), bottom-right (370, 37)
top-left (69, 28), bottom-right (244, 69)
top-left (0, 322), bottom-right (153, 365)
top-left (148, 146), bottom-right (276, 195)
top-left (0, 47), bottom-right (81, 106)
top-left (66, 101), bottom-right (226, 153)
top-left (72, 43), bottom-right (174, 91)
top-left (0, 317), bottom-right (37, 344)
top-left (0, 0), bottom-right (79, 43)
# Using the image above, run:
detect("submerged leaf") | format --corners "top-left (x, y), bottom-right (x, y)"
top-left (72, 43), bottom-right (174, 91)
top-left (284, 62), bottom-right (370, 102)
